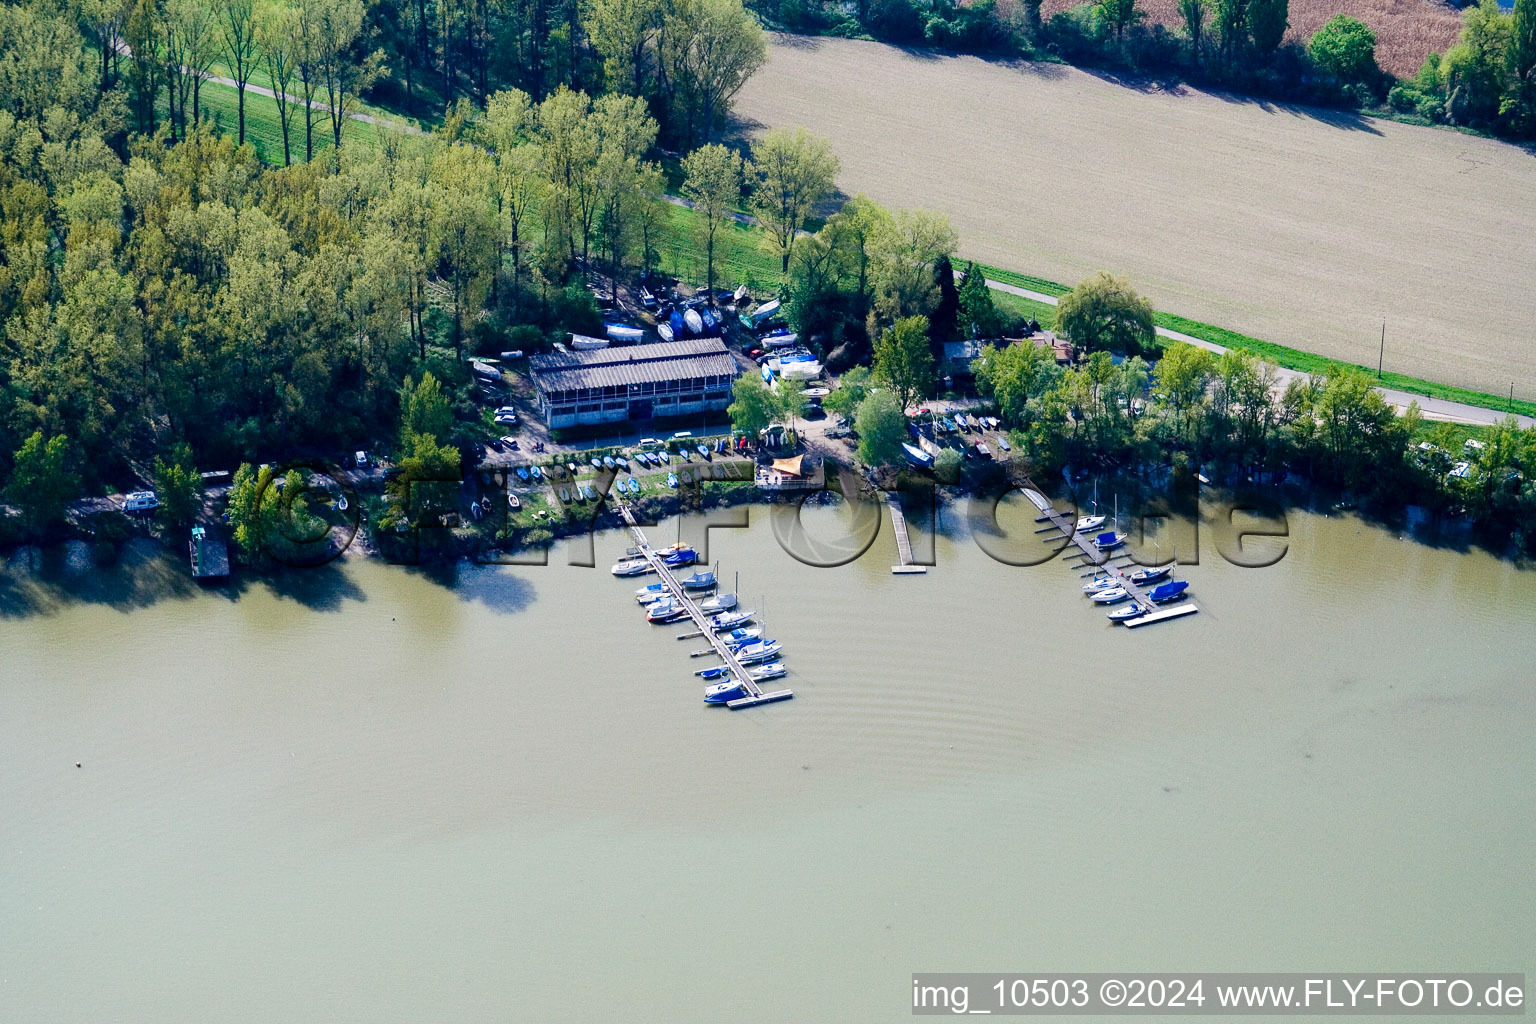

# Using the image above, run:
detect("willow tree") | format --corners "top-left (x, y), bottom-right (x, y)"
top-left (1055, 272), bottom-right (1155, 357)
top-left (750, 126), bottom-right (839, 274)
top-left (681, 142), bottom-right (741, 299)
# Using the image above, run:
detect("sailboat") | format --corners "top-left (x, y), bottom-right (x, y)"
top-left (704, 678), bottom-right (750, 704)
top-left (698, 592), bottom-right (737, 613)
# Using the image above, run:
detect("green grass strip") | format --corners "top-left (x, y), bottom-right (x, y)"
top-left (974, 262), bottom-right (1532, 418)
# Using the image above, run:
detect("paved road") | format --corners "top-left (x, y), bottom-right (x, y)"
top-left (984, 278), bottom-right (1534, 429)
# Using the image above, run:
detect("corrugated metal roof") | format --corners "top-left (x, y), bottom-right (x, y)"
top-left (530, 339), bottom-right (739, 392)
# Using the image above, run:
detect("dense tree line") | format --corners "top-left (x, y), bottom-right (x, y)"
top-left (0, 0), bottom-right (778, 538)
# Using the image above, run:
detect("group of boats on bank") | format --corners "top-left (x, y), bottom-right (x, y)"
top-left (612, 543), bottom-right (788, 704)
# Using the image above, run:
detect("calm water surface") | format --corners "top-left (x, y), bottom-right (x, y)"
top-left (2, 500), bottom-right (1533, 1022)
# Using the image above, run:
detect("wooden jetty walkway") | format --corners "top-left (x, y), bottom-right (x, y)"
top-left (885, 492), bottom-right (927, 575)
top-left (1023, 484), bottom-right (1198, 628)
top-left (611, 494), bottom-right (793, 709)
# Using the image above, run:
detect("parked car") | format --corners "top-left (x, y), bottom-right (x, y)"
top-left (638, 437), bottom-right (664, 448)
top-left (354, 450), bottom-right (370, 468)
top-left (746, 347), bottom-right (763, 359)
top-left (672, 430), bottom-right (694, 440)
top-left (493, 406), bottom-right (519, 426)
top-left (485, 437), bottom-right (505, 453)
top-left (123, 490), bottom-right (160, 512)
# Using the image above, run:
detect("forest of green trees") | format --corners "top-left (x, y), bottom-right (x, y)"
top-left (3, 0), bottom-right (1535, 555)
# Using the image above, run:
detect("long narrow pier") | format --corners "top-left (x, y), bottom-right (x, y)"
top-left (885, 492), bottom-right (927, 575)
top-left (611, 494), bottom-right (793, 708)
top-left (1023, 483), bottom-right (1198, 628)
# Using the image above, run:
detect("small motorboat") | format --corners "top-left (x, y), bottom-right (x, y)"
top-left (627, 478), bottom-right (641, 494)
top-left (566, 462), bottom-right (578, 474)
top-left (558, 487), bottom-right (571, 503)
top-left (704, 679), bottom-right (750, 705)
top-left (734, 640), bottom-right (782, 664)
top-left (529, 464), bottom-right (543, 480)
top-left (1093, 531), bottom-right (1125, 551)
top-left (699, 306), bottom-right (719, 333)
top-left (570, 333), bottom-right (610, 351)
top-left (678, 448), bottom-right (691, 462)
top-left (955, 413), bottom-right (970, 430)
top-left (696, 665), bottom-right (732, 680)
top-left (683, 308), bottom-right (704, 335)
top-left (657, 321), bottom-right (674, 343)
top-left (669, 307), bottom-right (685, 337)
top-left (719, 626), bottom-right (762, 645)
top-left (748, 661), bottom-right (786, 682)
top-left (1149, 580), bottom-right (1190, 603)
top-left (605, 323), bottom-right (645, 343)
top-left (697, 444), bottom-right (710, 460)
top-left (590, 457), bottom-right (602, 469)
top-left (1075, 514), bottom-right (1107, 533)
top-left (710, 609), bottom-right (755, 630)
top-left (995, 435), bottom-right (1011, 452)
top-left (1128, 565), bottom-right (1173, 586)
top-left (602, 455), bottom-right (615, 470)
top-left (667, 473), bottom-right (679, 488)
top-left (658, 451), bottom-right (671, 464)
top-left (611, 559), bottom-right (653, 577)
top-left (507, 492), bottom-right (521, 510)
top-left (615, 456), bottom-right (628, 470)
top-left (1107, 604), bottom-right (1146, 623)
top-left (942, 418), bottom-right (956, 433)
top-left (975, 442), bottom-right (991, 459)
top-left (682, 570), bottom-right (716, 590)
top-left (699, 592), bottom-right (737, 613)
top-left (515, 466), bottom-right (530, 482)
top-left (635, 582), bottom-right (668, 603)
top-left (733, 284), bottom-right (750, 304)
top-left (335, 493), bottom-right (348, 511)
top-left (1089, 586), bottom-right (1131, 605)
top-left (762, 331), bottom-right (797, 349)
top-left (581, 484), bottom-right (598, 501)
top-left (469, 500), bottom-right (483, 521)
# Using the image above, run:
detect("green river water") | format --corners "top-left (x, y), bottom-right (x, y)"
top-left (2, 499), bottom-right (1532, 1022)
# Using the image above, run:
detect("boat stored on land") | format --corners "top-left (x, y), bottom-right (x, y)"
top-left (902, 443), bottom-right (935, 470)
top-left (571, 334), bottom-right (611, 351)
top-left (604, 323), bottom-right (645, 343)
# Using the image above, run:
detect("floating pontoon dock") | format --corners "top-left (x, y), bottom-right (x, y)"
top-left (1026, 483), bottom-right (1199, 627)
top-left (885, 492), bottom-right (927, 575)
top-left (612, 493), bottom-right (793, 708)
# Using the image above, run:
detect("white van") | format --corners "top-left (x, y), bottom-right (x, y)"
top-left (123, 490), bottom-right (160, 512)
